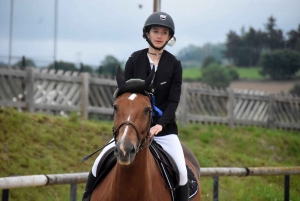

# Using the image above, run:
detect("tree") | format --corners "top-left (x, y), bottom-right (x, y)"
top-left (224, 27), bottom-right (265, 67)
top-left (79, 63), bottom-right (94, 73)
top-left (286, 25), bottom-right (300, 51)
top-left (223, 30), bottom-right (242, 66)
top-left (96, 55), bottom-right (121, 76)
top-left (223, 16), bottom-right (290, 67)
top-left (264, 16), bottom-right (285, 51)
top-left (243, 27), bottom-right (264, 66)
top-left (201, 63), bottom-right (231, 88)
top-left (13, 58), bottom-right (36, 68)
top-left (260, 50), bottom-right (300, 80)
top-left (48, 61), bottom-right (78, 72)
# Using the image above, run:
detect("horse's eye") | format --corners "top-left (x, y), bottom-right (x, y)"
top-left (113, 105), bottom-right (118, 113)
top-left (144, 107), bottom-right (151, 115)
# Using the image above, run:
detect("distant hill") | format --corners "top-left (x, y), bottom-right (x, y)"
top-left (176, 43), bottom-right (227, 68)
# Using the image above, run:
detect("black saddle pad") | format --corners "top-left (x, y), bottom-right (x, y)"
top-left (187, 165), bottom-right (199, 199)
top-left (149, 140), bottom-right (199, 199)
top-left (93, 147), bottom-right (116, 190)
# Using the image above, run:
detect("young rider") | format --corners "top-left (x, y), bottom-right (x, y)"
top-left (83, 11), bottom-right (189, 201)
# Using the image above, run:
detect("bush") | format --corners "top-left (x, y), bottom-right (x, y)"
top-left (227, 68), bottom-right (240, 81)
top-left (260, 50), bottom-right (300, 80)
top-left (201, 63), bottom-right (231, 88)
top-left (289, 82), bottom-right (300, 96)
top-left (202, 56), bottom-right (219, 68)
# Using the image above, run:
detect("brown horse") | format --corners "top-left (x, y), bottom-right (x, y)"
top-left (90, 69), bottom-right (201, 201)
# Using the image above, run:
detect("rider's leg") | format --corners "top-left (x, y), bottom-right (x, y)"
top-left (154, 134), bottom-right (189, 201)
top-left (82, 171), bottom-right (97, 201)
top-left (82, 139), bottom-right (116, 201)
top-left (176, 182), bottom-right (189, 201)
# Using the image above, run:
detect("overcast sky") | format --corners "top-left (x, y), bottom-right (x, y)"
top-left (0, 0), bottom-right (300, 67)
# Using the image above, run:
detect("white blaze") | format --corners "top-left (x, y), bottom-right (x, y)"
top-left (119, 93), bottom-right (136, 152)
top-left (128, 93), bottom-right (137, 100)
top-left (120, 116), bottom-right (131, 144)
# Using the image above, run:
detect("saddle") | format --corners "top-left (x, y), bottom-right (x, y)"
top-left (93, 141), bottom-right (199, 200)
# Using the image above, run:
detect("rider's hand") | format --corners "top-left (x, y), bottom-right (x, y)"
top-left (150, 124), bottom-right (163, 138)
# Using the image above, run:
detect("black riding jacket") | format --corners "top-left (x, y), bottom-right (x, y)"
top-left (124, 48), bottom-right (182, 136)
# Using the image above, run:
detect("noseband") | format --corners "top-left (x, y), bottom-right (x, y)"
top-left (112, 109), bottom-right (153, 153)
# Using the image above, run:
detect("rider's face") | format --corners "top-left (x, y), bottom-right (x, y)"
top-left (147, 26), bottom-right (171, 49)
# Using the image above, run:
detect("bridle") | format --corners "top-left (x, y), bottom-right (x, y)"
top-left (81, 92), bottom-right (154, 163)
top-left (112, 105), bottom-right (153, 153)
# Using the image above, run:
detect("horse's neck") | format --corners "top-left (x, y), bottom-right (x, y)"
top-left (114, 148), bottom-right (156, 182)
top-left (92, 148), bottom-right (170, 201)
top-left (111, 148), bottom-right (164, 198)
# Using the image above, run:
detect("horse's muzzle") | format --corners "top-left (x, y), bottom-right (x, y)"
top-left (114, 142), bottom-right (136, 165)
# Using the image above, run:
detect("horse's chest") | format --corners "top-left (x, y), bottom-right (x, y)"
top-left (91, 172), bottom-right (170, 201)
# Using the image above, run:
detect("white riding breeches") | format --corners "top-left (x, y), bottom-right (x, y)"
top-left (91, 134), bottom-right (188, 186)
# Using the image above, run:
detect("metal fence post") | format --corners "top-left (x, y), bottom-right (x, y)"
top-left (213, 176), bottom-right (219, 201)
top-left (1, 189), bottom-right (9, 201)
top-left (284, 175), bottom-right (290, 201)
top-left (70, 183), bottom-right (77, 201)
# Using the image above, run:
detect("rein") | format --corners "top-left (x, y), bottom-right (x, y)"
top-left (81, 140), bottom-right (115, 163)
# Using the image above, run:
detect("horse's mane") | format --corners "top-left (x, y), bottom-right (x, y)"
top-left (113, 79), bottom-right (154, 99)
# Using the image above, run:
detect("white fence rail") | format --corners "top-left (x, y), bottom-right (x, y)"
top-left (0, 173), bottom-right (88, 189)
top-left (178, 83), bottom-right (300, 130)
top-left (1, 167), bottom-right (300, 201)
top-left (1, 67), bottom-right (300, 129)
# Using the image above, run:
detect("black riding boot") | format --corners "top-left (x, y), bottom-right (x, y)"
top-left (82, 171), bottom-right (97, 201)
top-left (177, 182), bottom-right (189, 201)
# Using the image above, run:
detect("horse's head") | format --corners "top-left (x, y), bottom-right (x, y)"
top-left (113, 92), bottom-right (152, 165)
top-left (112, 67), bottom-right (155, 165)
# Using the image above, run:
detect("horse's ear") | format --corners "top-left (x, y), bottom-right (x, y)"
top-left (145, 67), bottom-right (155, 88)
top-left (116, 66), bottom-right (126, 88)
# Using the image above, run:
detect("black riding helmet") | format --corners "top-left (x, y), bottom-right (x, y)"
top-left (143, 12), bottom-right (175, 51)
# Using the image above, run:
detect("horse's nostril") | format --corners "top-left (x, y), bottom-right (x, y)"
top-left (114, 147), bottom-right (119, 156)
top-left (130, 146), bottom-right (136, 155)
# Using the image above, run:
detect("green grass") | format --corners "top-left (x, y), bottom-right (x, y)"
top-left (234, 67), bottom-right (265, 80)
top-left (1, 108), bottom-right (300, 201)
top-left (183, 67), bottom-right (265, 80)
top-left (178, 124), bottom-right (300, 201)
top-left (182, 67), bottom-right (202, 80)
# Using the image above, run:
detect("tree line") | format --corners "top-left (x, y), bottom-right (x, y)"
top-left (10, 55), bottom-right (122, 77)
top-left (178, 16), bottom-right (300, 94)
top-left (223, 16), bottom-right (300, 81)
top-left (224, 16), bottom-right (300, 67)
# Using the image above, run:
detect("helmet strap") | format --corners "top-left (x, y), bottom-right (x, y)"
top-left (146, 37), bottom-right (168, 51)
